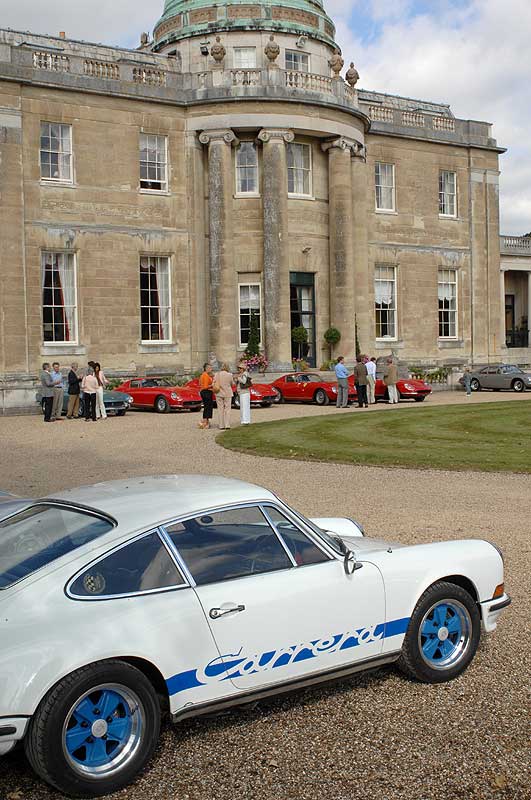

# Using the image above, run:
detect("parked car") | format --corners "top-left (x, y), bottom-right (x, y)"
top-left (0, 475), bottom-right (509, 796)
top-left (115, 378), bottom-right (202, 413)
top-left (459, 364), bottom-right (531, 393)
top-left (348, 375), bottom-right (432, 402)
top-left (37, 388), bottom-right (133, 417)
top-left (272, 372), bottom-right (356, 405)
top-left (186, 378), bottom-right (279, 409)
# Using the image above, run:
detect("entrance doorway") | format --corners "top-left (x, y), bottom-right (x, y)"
top-left (290, 273), bottom-right (316, 367)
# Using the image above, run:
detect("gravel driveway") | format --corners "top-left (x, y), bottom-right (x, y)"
top-left (0, 391), bottom-right (529, 800)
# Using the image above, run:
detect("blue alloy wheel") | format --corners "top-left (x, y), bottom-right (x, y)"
top-left (418, 600), bottom-right (472, 670)
top-left (62, 684), bottom-right (144, 777)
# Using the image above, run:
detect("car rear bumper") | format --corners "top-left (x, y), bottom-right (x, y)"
top-left (0, 717), bottom-right (29, 755)
top-left (479, 593), bottom-right (511, 633)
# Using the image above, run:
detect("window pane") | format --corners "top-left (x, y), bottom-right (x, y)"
top-left (139, 134), bottom-right (167, 190)
top-left (287, 143), bottom-right (311, 196)
top-left (375, 265), bottom-right (397, 338)
top-left (234, 47), bottom-right (256, 69)
top-left (264, 507), bottom-right (328, 566)
top-left (140, 257), bottom-right (170, 341)
top-left (166, 506), bottom-right (292, 585)
top-left (375, 162), bottom-right (395, 210)
top-left (70, 533), bottom-right (184, 597)
top-left (0, 505), bottom-right (113, 590)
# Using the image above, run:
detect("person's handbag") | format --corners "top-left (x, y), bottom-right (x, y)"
top-left (212, 380), bottom-right (221, 394)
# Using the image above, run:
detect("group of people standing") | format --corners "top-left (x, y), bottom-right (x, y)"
top-left (334, 355), bottom-right (399, 409)
top-left (197, 362), bottom-right (252, 430)
top-left (40, 360), bottom-right (108, 423)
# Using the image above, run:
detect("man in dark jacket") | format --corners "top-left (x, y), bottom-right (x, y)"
top-left (40, 363), bottom-right (55, 422)
top-left (353, 356), bottom-right (368, 408)
top-left (66, 362), bottom-right (82, 419)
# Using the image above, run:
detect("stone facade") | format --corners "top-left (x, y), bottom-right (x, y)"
top-left (0, 0), bottom-right (518, 413)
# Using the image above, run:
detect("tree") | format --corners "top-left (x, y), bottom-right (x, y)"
top-left (245, 310), bottom-right (260, 359)
top-left (324, 327), bottom-right (341, 360)
top-left (291, 325), bottom-right (308, 360)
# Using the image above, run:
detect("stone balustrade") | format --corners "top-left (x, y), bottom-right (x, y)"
top-left (500, 236), bottom-right (531, 255)
top-left (402, 110), bottom-right (425, 127)
top-left (230, 69), bottom-right (261, 86)
top-left (84, 59), bottom-right (120, 80)
top-left (132, 67), bottom-right (167, 86)
top-left (32, 51), bottom-right (70, 72)
top-left (361, 101), bottom-right (492, 145)
top-left (284, 70), bottom-right (332, 93)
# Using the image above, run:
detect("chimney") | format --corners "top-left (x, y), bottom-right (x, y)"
top-left (59, 31), bottom-right (66, 39)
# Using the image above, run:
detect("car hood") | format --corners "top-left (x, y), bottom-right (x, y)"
top-left (342, 534), bottom-right (406, 555)
top-left (103, 389), bottom-right (130, 401)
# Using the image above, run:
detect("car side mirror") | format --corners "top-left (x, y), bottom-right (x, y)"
top-left (344, 551), bottom-right (363, 575)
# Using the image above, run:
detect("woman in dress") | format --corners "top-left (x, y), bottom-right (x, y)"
top-left (235, 362), bottom-right (252, 425)
top-left (198, 363), bottom-right (214, 429)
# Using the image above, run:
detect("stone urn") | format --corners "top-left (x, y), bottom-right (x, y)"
top-left (329, 48), bottom-right (344, 77)
top-left (346, 62), bottom-right (360, 87)
top-left (264, 35), bottom-right (280, 64)
top-left (210, 36), bottom-right (226, 64)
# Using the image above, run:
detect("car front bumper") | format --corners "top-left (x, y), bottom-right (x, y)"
top-left (479, 593), bottom-right (511, 633)
top-left (0, 717), bottom-right (29, 756)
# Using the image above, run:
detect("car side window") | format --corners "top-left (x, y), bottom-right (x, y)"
top-left (264, 506), bottom-right (329, 566)
top-left (69, 532), bottom-right (185, 598)
top-left (286, 376), bottom-right (295, 383)
top-left (164, 506), bottom-right (292, 586)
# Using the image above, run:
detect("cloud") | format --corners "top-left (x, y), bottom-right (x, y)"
top-left (2, 0), bottom-right (529, 232)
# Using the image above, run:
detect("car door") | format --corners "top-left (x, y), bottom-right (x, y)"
top-left (295, 374), bottom-right (314, 402)
top-left (280, 376), bottom-right (296, 400)
top-left (163, 504), bottom-right (385, 693)
top-left (484, 367), bottom-right (498, 389)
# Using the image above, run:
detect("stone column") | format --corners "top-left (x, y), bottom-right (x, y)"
top-left (186, 132), bottom-right (208, 368)
top-left (527, 272), bottom-right (531, 348)
top-left (351, 143), bottom-right (370, 354)
top-left (258, 128), bottom-right (294, 370)
top-left (198, 129), bottom-right (238, 366)
top-left (322, 138), bottom-right (358, 359)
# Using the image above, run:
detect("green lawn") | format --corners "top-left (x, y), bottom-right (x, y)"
top-left (218, 402), bottom-right (531, 472)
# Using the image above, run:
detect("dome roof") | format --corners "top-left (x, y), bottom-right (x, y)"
top-left (152, 0), bottom-right (337, 50)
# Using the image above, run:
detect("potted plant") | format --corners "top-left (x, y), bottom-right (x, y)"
top-left (291, 325), bottom-right (308, 361)
top-left (324, 327), bottom-right (341, 360)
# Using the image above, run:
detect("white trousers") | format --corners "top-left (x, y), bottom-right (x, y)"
top-left (388, 385), bottom-right (399, 404)
top-left (95, 386), bottom-right (107, 418)
top-left (367, 375), bottom-right (376, 404)
top-left (240, 392), bottom-right (251, 424)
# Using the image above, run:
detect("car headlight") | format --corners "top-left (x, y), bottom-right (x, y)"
top-left (332, 387), bottom-right (337, 393)
top-left (126, 395), bottom-right (134, 404)
top-left (171, 393), bottom-right (181, 401)
top-left (403, 383), bottom-right (416, 391)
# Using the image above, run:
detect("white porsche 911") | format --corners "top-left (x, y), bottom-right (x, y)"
top-left (0, 476), bottom-right (510, 797)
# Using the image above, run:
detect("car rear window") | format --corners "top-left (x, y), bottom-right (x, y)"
top-left (0, 504), bottom-right (114, 589)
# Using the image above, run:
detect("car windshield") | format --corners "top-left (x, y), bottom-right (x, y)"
top-left (0, 504), bottom-right (114, 589)
top-left (298, 375), bottom-right (321, 383)
top-left (143, 378), bottom-right (173, 387)
top-left (501, 366), bottom-right (522, 374)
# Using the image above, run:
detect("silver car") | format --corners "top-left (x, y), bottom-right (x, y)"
top-left (462, 364), bottom-right (531, 392)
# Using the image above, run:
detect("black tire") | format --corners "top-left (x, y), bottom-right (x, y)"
top-left (470, 378), bottom-right (481, 392)
top-left (155, 396), bottom-right (170, 414)
top-left (414, 396), bottom-right (426, 402)
top-left (275, 390), bottom-right (284, 404)
top-left (314, 388), bottom-right (329, 406)
top-left (397, 581), bottom-right (480, 684)
top-left (117, 410), bottom-right (127, 416)
top-left (24, 660), bottom-right (161, 798)
top-left (512, 379), bottom-right (525, 393)
top-left (261, 402), bottom-right (273, 408)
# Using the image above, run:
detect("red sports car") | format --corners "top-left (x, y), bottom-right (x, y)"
top-left (115, 378), bottom-right (202, 413)
top-left (186, 378), bottom-right (279, 409)
top-left (272, 373), bottom-right (356, 405)
top-left (348, 375), bottom-right (432, 402)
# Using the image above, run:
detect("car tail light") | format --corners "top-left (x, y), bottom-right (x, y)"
top-left (492, 583), bottom-right (504, 599)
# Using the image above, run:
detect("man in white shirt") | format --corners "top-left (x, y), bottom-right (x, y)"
top-left (366, 357), bottom-right (377, 404)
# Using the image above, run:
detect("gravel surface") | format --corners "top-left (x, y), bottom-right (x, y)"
top-left (0, 391), bottom-right (529, 800)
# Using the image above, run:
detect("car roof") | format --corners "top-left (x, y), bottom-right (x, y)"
top-left (44, 475), bottom-right (277, 531)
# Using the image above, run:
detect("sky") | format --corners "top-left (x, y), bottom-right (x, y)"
top-left (2, 0), bottom-right (530, 233)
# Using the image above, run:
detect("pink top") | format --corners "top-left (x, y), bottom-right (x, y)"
top-left (82, 374), bottom-right (99, 394)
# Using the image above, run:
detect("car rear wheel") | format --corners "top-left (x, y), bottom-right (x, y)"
top-left (24, 660), bottom-right (160, 798)
top-left (397, 581), bottom-right (480, 684)
top-left (155, 396), bottom-right (170, 414)
top-left (470, 378), bottom-right (481, 392)
top-left (512, 379), bottom-right (525, 393)
top-left (274, 390), bottom-right (284, 404)
top-left (314, 389), bottom-right (329, 406)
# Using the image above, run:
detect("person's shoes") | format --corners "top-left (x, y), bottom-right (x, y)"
top-left (365, 404), bottom-right (368, 408)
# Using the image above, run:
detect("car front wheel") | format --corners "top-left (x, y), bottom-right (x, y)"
top-left (24, 660), bottom-right (161, 797)
top-left (470, 378), bottom-right (481, 392)
top-left (512, 379), bottom-right (525, 393)
top-left (314, 389), bottom-right (329, 406)
top-left (397, 581), bottom-right (480, 683)
top-left (414, 396), bottom-right (426, 402)
top-left (155, 396), bottom-right (170, 413)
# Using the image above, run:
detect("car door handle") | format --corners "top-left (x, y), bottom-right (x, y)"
top-left (209, 604), bottom-right (245, 620)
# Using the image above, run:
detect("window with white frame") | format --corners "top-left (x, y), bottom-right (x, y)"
top-left (439, 170), bottom-right (457, 217)
top-left (375, 265), bottom-right (397, 339)
top-left (140, 257), bottom-right (171, 342)
top-left (40, 122), bottom-right (72, 182)
top-left (285, 50), bottom-right (309, 72)
top-left (140, 134), bottom-right (168, 192)
top-left (42, 252), bottom-right (77, 343)
top-left (438, 269), bottom-right (458, 338)
top-left (236, 142), bottom-right (259, 195)
top-left (233, 47), bottom-right (256, 69)
top-left (287, 143), bottom-right (312, 196)
top-left (375, 162), bottom-right (395, 211)
top-left (239, 284), bottom-right (261, 347)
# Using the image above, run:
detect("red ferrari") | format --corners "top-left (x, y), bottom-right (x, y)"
top-left (115, 378), bottom-right (202, 413)
top-left (348, 375), bottom-right (431, 402)
top-left (271, 373), bottom-right (356, 405)
top-left (186, 378), bottom-right (279, 409)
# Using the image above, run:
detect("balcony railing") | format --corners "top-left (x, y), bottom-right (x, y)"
top-left (500, 235), bottom-right (531, 255)
top-left (506, 329), bottom-right (529, 348)
top-left (84, 59), bottom-right (119, 80)
top-left (285, 70), bottom-right (333, 94)
top-left (33, 51), bottom-right (70, 72)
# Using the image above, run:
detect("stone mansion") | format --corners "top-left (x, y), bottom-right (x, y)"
top-left (0, 0), bottom-right (530, 412)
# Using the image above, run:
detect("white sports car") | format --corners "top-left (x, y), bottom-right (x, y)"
top-left (0, 476), bottom-right (510, 797)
